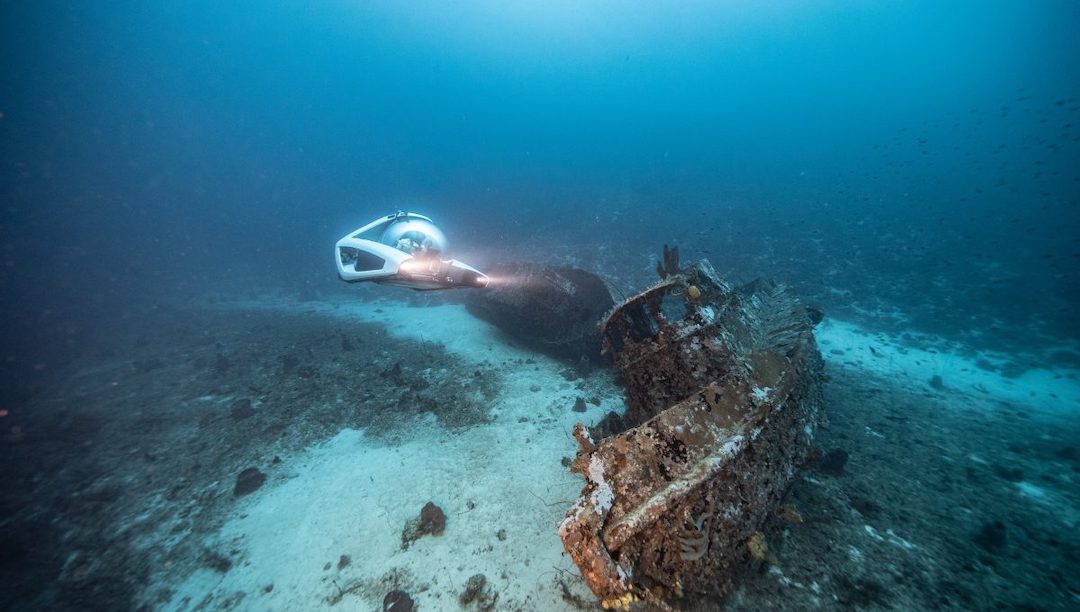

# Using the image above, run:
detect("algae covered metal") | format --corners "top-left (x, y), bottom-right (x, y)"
top-left (559, 259), bottom-right (825, 607)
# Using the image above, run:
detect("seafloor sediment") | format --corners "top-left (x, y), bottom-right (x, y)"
top-left (0, 298), bottom-right (1077, 611)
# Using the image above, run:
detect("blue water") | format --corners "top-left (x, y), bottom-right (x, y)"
top-left (3, 1), bottom-right (1078, 352)
top-left (1, 2), bottom-right (1078, 610)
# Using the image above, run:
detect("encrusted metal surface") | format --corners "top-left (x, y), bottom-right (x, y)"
top-left (465, 262), bottom-right (613, 361)
top-left (559, 260), bottom-right (825, 606)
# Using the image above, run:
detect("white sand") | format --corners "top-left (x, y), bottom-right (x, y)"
top-left (815, 319), bottom-right (1080, 414)
top-left (160, 301), bottom-right (1079, 610)
top-left (164, 299), bottom-right (617, 610)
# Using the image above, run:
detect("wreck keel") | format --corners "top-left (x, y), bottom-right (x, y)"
top-left (559, 260), bottom-right (825, 607)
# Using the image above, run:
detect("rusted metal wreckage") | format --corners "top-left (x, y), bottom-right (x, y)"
top-left (559, 255), bottom-right (825, 609)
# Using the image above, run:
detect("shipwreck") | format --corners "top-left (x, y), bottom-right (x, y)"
top-left (559, 252), bottom-right (825, 608)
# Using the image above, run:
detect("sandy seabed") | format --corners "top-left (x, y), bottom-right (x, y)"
top-left (3, 296), bottom-right (1078, 611)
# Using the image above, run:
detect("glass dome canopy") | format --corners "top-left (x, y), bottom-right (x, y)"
top-left (379, 217), bottom-right (448, 255)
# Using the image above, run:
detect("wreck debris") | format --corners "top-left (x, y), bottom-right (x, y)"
top-left (233, 467), bottom-right (266, 496)
top-left (558, 258), bottom-right (825, 606)
top-left (459, 573), bottom-right (499, 610)
top-left (382, 590), bottom-right (414, 612)
top-left (655, 244), bottom-right (680, 279)
top-left (401, 501), bottom-right (446, 550)
top-left (465, 262), bottom-right (614, 361)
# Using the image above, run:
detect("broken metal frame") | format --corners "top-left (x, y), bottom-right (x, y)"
top-left (559, 260), bottom-right (825, 606)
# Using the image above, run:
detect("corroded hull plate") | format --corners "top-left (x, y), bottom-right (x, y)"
top-left (559, 261), bottom-right (825, 605)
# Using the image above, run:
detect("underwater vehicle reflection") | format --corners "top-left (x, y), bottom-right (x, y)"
top-left (335, 211), bottom-right (488, 290)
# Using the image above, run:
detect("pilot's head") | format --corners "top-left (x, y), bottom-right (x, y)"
top-left (381, 218), bottom-right (448, 255)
